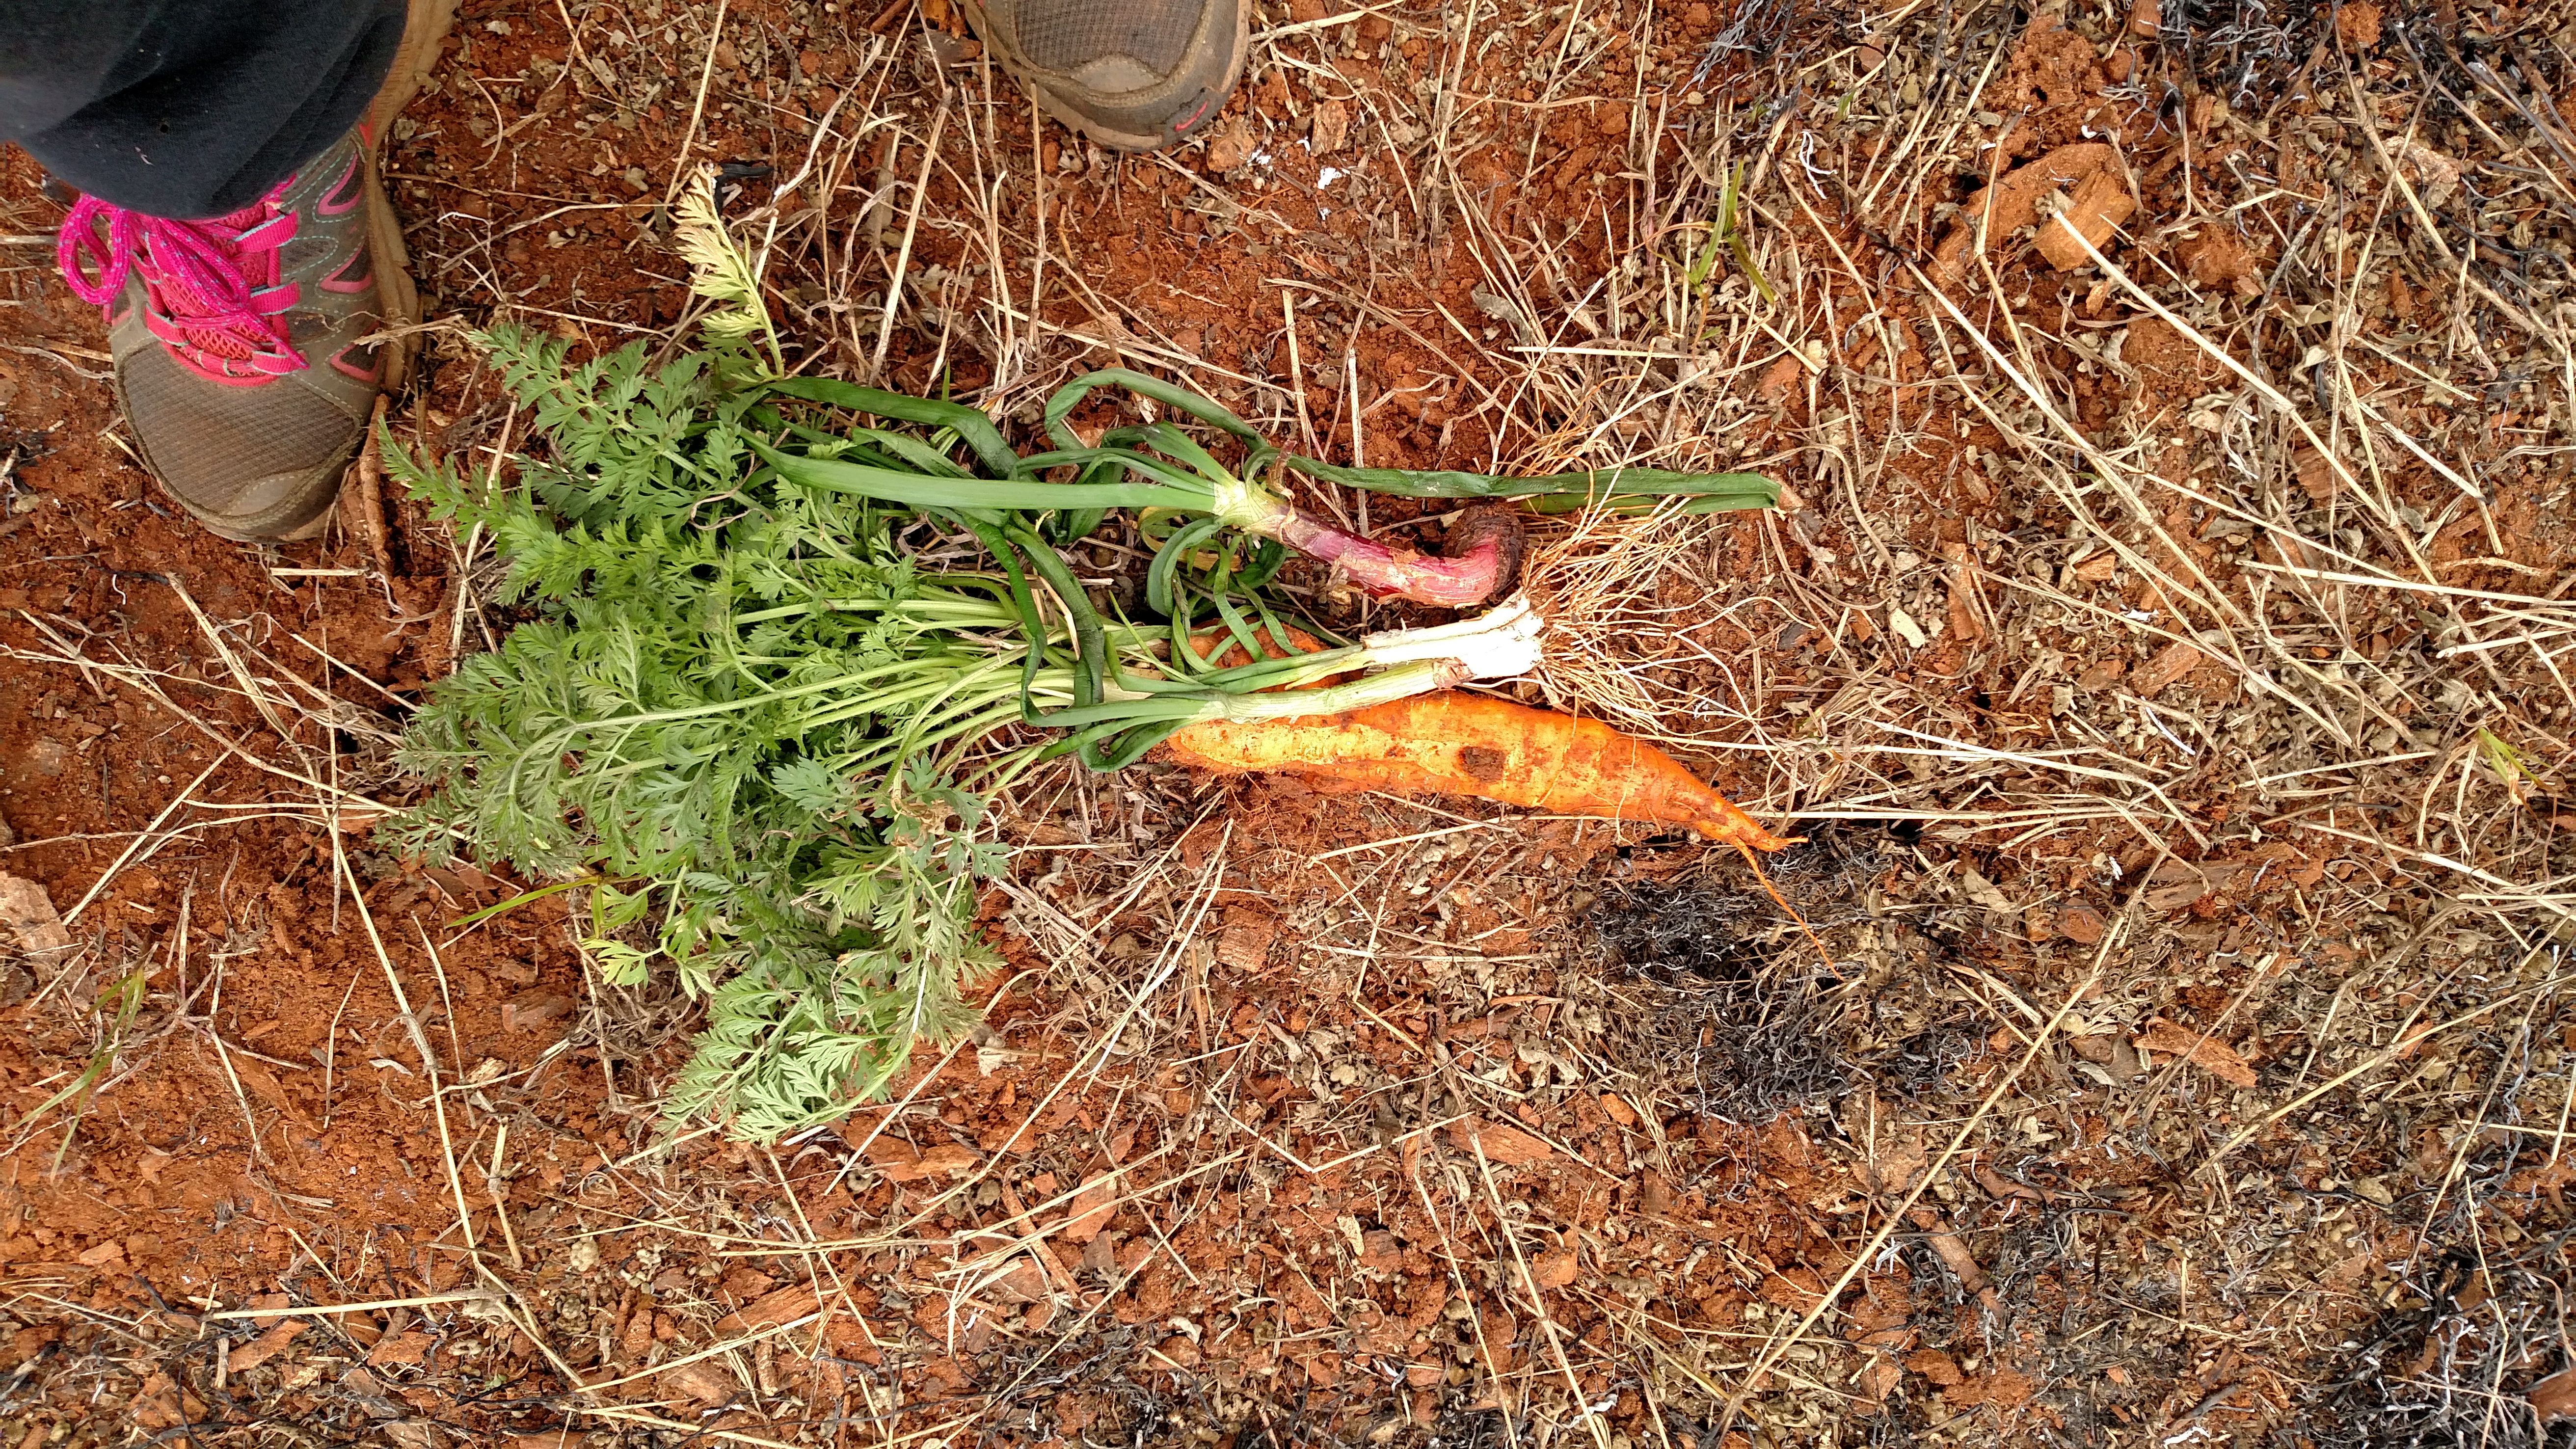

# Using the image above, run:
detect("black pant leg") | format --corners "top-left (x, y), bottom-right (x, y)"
top-left (0, 0), bottom-right (405, 219)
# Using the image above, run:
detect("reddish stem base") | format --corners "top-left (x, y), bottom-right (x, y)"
top-left (1272, 504), bottom-right (1525, 608)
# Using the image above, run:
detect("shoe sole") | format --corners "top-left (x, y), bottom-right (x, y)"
top-left (961, 0), bottom-right (1248, 153)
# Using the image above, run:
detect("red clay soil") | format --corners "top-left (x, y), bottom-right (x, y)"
top-left (0, 1), bottom-right (2563, 1444)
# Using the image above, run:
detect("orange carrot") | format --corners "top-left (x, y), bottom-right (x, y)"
top-left (1185, 624), bottom-right (1333, 674)
top-left (1160, 690), bottom-right (1797, 853)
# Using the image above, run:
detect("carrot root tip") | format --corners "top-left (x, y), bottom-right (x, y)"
top-left (1694, 823), bottom-right (1805, 853)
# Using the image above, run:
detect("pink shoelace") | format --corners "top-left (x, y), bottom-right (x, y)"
top-left (57, 186), bottom-right (306, 385)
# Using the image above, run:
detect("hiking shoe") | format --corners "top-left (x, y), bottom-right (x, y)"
top-left (57, 129), bottom-right (407, 541)
top-left (54, 0), bottom-right (455, 543)
top-left (960, 0), bottom-right (1247, 152)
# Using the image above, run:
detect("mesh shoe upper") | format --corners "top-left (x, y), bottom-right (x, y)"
top-left (59, 129), bottom-right (396, 541)
top-left (965, 0), bottom-right (1246, 151)
top-left (1018, 5), bottom-right (1193, 79)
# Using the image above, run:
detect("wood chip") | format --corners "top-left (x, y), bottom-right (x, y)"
top-left (2133, 1018), bottom-right (2257, 1089)
top-left (980, 1256), bottom-right (1050, 1304)
top-left (859, 1139), bottom-right (977, 1182)
top-left (660, 1359), bottom-right (738, 1407)
top-left (2528, 1364), bottom-right (2576, 1421)
top-left (1449, 1117), bottom-right (1554, 1166)
top-left (1933, 142), bottom-right (2119, 281)
top-left (1906, 1207), bottom-right (1989, 1292)
top-left (1061, 1172), bottom-right (1119, 1242)
top-left (1203, 119), bottom-right (1256, 173)
top-left (2074, 656), bottom-right (2125, 692)
top-left (226, 1318), bottom-right (307, 1374)
top-left (1945, 575), bottom-right (1986, 645)
top-left (342, 395), bottom-right (396, 579)
top-left (2129, 639), bottom-right (2205, 697)
top-left (1309, 99), bottom-right (1350, 155)
top-left (2055, 904), bottom-right (2107, 944)
top-left (713, 1284), bottom-right (821, 1337)
top-left (2035, 165), bottom-right (2137, 270)
top-left (1215, 910), bottom-right (1277, 971)
top-left (365, 1330), bottom-right (437, 1368)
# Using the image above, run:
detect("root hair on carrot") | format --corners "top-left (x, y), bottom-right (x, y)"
top-left (1521, 499), bottom-right (1756, 747)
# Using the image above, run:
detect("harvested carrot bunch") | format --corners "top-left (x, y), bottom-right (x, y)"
top-left (392, 174), bottom-right (1786, 1138)
top-left (1161, 690), bottom-right (1797, 854)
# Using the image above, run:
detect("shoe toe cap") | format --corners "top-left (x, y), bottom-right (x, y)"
top-left (115, 343), bottom-right (365, 540)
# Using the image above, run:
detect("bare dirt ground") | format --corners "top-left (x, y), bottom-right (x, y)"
top-left (1, 0), bottom-right (2574, 1445)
